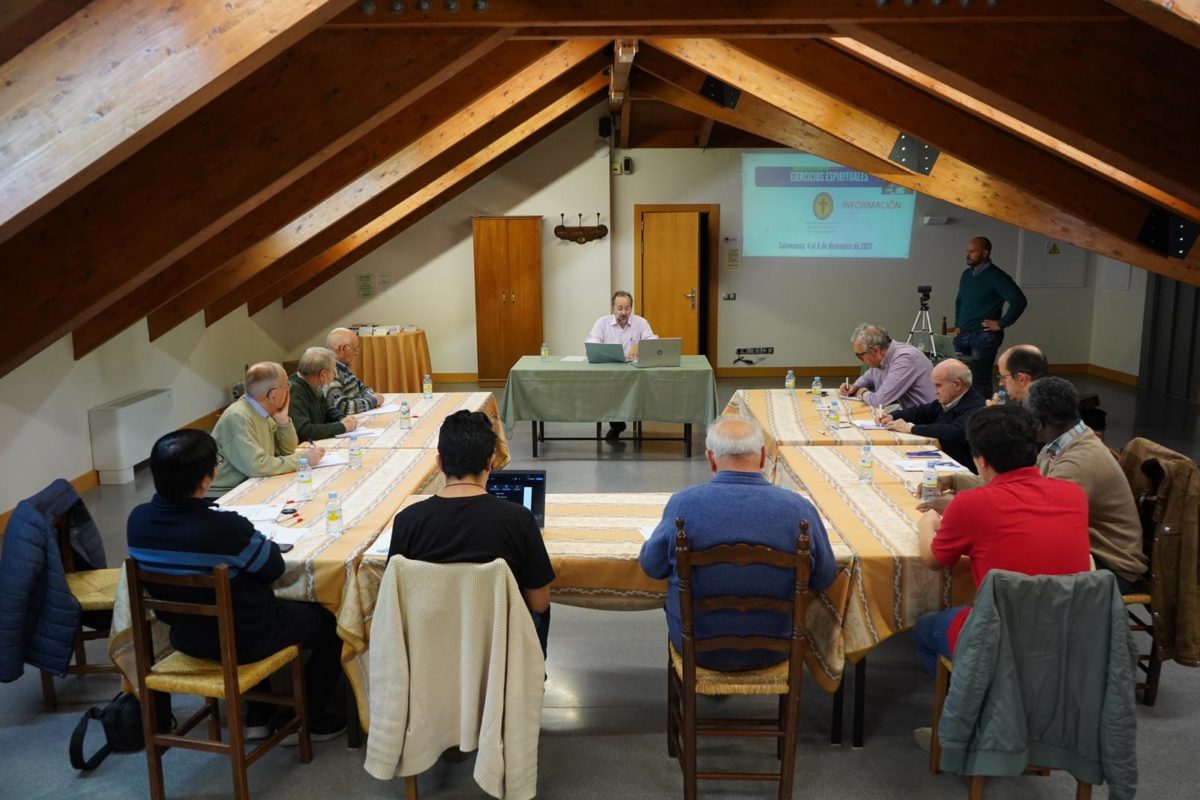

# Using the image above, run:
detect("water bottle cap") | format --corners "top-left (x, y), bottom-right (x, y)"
top-left (299, 457), bottom-right (308, 466)
top-left (328, 491), bottom-right (338, 499)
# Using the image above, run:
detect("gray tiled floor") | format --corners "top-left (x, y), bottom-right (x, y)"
top-left (1, 376), bottom-right (1197, 799)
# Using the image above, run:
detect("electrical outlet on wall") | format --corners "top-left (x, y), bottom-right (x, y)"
top-left (722, 292), bottom-right (736, 300)
top-left (610, 160), bottom-right (622, 176)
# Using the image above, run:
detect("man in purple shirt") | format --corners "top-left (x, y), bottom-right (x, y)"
top-left (840, 323), bottom-right (935, 410)
top-left (585, 290), bottom-right (658, 440)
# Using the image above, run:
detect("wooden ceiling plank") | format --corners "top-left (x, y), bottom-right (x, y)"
top-left (836, 22), bottom-right (1200, 214)
top-left (697, 117), bottom-right (715, 149)
top-left (0, 0), bottom-right (91, 65)
top-left (619, 90), bottom-right (633, 150)
top-left (610, 38), bottom-right (638, 112)
top-left (513, 24), bottom-right (834, 39)
top-left (1105, 0), bottom-right (1200, 48)
top-left (143, 40), bottom-right (607, 338)
top-left (633, 59), bottom-right (1200, 285)
top-left (0, 0), bottom-right (355, 244)
top-left (273, 87), bottom-right (607, 309)
top-left (71, 39), bottom-right (556, 361)
top-left (324, 0), bottom-right (1122, 27)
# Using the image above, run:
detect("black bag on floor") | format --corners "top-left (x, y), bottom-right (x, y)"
top-left (69, 691), bottom-right (171, 771)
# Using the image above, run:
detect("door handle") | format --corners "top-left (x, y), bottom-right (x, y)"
top-left (501, 291), bottom-right (507, 303)
top-left (684, 288), bottom-right (697, 310)
top-left (511, 291), bottom-right (517, 305)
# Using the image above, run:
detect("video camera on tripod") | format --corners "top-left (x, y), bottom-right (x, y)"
top-left (907, 284), bottom-right (951, 361)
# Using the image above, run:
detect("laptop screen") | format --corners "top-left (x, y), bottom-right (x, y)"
top-left (485, 470), bottom-right (547, 527)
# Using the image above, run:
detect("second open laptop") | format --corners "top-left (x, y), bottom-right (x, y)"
top-left (585, 341), bottom-right (626, 364)
top-left (485, 470), bottom-right (547, 527)
top-left (633, 337), bottom-right (683, 368)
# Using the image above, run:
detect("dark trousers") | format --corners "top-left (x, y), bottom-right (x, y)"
top-left (530, 605), bottom-right (551, 658)
top-left (1092, 554), bottom-right (1138, 595)
top-left (954, 329), bottom-right (1003, 400)
top-left (913, 606), bottom-right (968, 676)
top-left (245, 601), bottom-right (343, 721)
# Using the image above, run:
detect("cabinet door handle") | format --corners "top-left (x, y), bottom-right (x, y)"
top-left (501, 291), bottom-right (507, 303)
top-left (511, 291), bottom-right (517, 305)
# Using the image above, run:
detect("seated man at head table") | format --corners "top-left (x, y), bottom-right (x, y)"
top-left (911, 405), bottom-right (1091, 678)
top-left (127, 430), bottom-right (347, 742)
top-left (921, 377), bottom-right (1147, 594)
top-left (879, 358), bottom-right (985, 472)
top-left (585, 289), bottom-right (657, 440)
top-left (207, 362), bottom-right (325, 498)
top-left (990, 344), bottom-right (1047, 406)
top-left (326, 326), bottom-right (380, 414)
top-left (388, 410), bottom-right (555, 656)
top-left (840, 323), bottom-right (935, 410)
top-left (288, 346), bottom-right (359, 442)
top-left (639, 416), bottom-right (838, 671)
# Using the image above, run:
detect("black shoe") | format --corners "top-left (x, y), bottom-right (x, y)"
top-left (245, 703), bottom-right (273, 740)
top-left (605, 422), bottom-right (627, 440)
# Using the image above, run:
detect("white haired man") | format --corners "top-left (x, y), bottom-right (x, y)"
top-left (880, 358), bottom-right (985, 471)
top-left (326, 327), bottom-right (379, 414)
top-left (288, 347), bottom-right (359, 442)
top-left (639, 416), bottom-right (838, 671)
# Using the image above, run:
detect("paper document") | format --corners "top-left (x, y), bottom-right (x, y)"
top-left (335, 427), bottom-right (383, 439)
top-left (852, 420), bottom-right (885, 430)
top-left (560, 355), bottom-right (587, 362)
top-left (892, 459), bottom-right (968, 473)
top-left (357, 403), bottom-right (400, 418)
top-left (256, 522), bottom-right (307, 546)
top-left (638, 525), bottom-right (657, 541)
top-left (367, 531), bottom-right (392, 556)
top-left (221, 504), bottom-right (282, 522)
top-left (310, 450), bottom-right (349, 468)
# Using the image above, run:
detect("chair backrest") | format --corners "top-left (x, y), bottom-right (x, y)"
top-left (673, 517), bottom-right (812, 682)
top-left (124, 558), bottom-right (240, 699)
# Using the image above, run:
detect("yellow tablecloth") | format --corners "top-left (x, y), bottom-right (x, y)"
top-left (108, 448), bottom-right (442, 694)
top-left (350, 329), bottom-right (433, 394)
top-left (318, 391), bottom-right (510, 469)
top-left (773, 445), bottom-right (974, 691)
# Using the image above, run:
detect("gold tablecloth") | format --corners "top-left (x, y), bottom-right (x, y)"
top-left (773, 445), bottom-right (974, 691)
top-left (318, 391), bottom-right (510, 469)
top-left (107, 448), bottom-right (442, 693)
top-left (350, 330), bottom-right (433, 394)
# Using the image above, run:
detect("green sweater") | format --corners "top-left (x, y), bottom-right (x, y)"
top-left (954, 262), bottom-right (1027, 331)
top-left (207, 397), bottom-right (301, 498)
top-left (288, 373), bottom-right (347, 442)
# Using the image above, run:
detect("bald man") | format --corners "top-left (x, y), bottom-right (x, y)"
top-left (208, 362), bottom-right (325, 497)
top-left (992, 344), bottom-right (1047, 405)
top-left (881, 358), bottom-right (986, 471)
top-left (326, 327), bottom-right (379, 415)
top-left (951, 236), bottom-right (1027, 400)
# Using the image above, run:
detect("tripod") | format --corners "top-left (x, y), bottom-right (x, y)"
top-left (906, 294), bottom-right (941, 360)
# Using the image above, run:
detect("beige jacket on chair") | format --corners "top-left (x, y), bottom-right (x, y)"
top-left (364, 557), bottom-right (545, 800)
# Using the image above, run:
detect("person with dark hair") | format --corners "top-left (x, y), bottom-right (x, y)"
top-left (910, 405), bottom-right (1091, 679)
top-left (950, 236), bottom-right (1028, 399)
top-left (127, 429), bottom-right (347, 743)
top-left (991, 344), bottom-right (1048, 405)
top-left (387, 411), bottom-right (555, 654)
top-left (585, 289), bottom-right (657, 440)
top-left (880, 358), bottom-right (985, 470)
top-left (1025, 377), bottom-right (1147, 592)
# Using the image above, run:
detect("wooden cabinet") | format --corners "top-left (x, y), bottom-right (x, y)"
top-left (472, 216), bottom-right (543, 386)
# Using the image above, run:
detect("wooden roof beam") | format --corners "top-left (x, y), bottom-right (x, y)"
top-left (637, 44), bottom-right (1200, 285)
top-left (0, 0), bottom-right (354, 244)
top-left (142, 41), bottom-right (607, 339)
top-left (697, 117), bottom-right (715, 149)
top-left (0, 0), bottom-right (91, 64)
top-left (836, 22), bottom-right (1200, 216)
top-left (610, 38), bottom-right (638, 112)
top-left (70, 39), bottom-right (555, 361)
top-left (1105, 0), bottom-right (1200, 48)
top-left (512, 24), bottom-right (834, 39)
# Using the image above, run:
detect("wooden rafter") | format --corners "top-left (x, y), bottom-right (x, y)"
top-left (635, 48), bottom-right (1200, 285)
top-left (513, 24), bottom-right (834, 39)
top-left (1105, 0), bottom-right (1200, 48)
top-left (697, 117), bottom-right (715, 149)
top-left (836, 22), bottom-right (1200, 216)
top-left (0, 0), bottom-right (91, 64)
top-left (610, 38), bottom-right (638, 112)
top-left (0, 0), bottom-right (355, 245)
top-left (70, 39), bottom-right (553, 361)
top-left (143, 41), bottom-right (607, 339)
top-left (619, 91), bottom-right (633, 150)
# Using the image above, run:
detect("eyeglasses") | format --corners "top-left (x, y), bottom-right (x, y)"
top-left (215, 453), bottom-right (225, 466)
top-left (854, 350), bottom-right (869, 360)
top-left (997, 372), bottom-right (1013, 381)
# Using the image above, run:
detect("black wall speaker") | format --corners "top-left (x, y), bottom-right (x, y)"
top-left (599, 117), bottom-right (612, 138)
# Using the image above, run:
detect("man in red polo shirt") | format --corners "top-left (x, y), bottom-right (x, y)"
top-left (913, 404), bottom-right (1091, 675)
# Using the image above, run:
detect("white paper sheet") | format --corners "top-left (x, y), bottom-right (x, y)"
top-left (357, 403), bottom-right (400, 418)
top-left (256, 522), bottom-right (307, 545)
top-left (638, 525), bottom-right (657, 541)
top-left (310, 450), bottom-right (349, 468)
top-left (852, 420), bottom-right (885, 430)
top-left (892, 459), bottom-right (968, 473)
top-left (221, 504), bottom-right (283, 522)
top-left (335, 427), bottom-right (383, 439)
top-left (560, 355), bottom-right (588, 362)
top-left (367, 530), bottom-right (392, 556)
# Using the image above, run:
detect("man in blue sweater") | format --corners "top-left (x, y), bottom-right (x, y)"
top-left (952, 237), bottom-right (1027, 399)
top-left (639, 416), bottom-right (838, 670)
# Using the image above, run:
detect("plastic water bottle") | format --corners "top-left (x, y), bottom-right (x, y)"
top-left (399, 399), bottom-right (412, 430)
top-left (540, 342), bottom-right (550, 362)
top-left (827, 399), bottom-right (841, 424)
top-left (839, 397), bottom-right (851, 423)
top-left (422, 374), bottom-right (433, 399)
top-left (784, 369), bottom-right (796, 390)
top-left (348, 434), bottom-right (364, 470)
top-left (920, 464), bottom-right (939, 503)
top-left (811, 375), bottom-right (822, 396)
top-left (858, 445), bottom-right (874, 483)
top-left (325, 492), bottom-right (343, 537)
top-left (296, 457), bottom-right (313, 501)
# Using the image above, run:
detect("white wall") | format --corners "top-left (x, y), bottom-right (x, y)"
top-left (1089, 256), bottom-right (1148, 377)
top-left (281, 105), bottom-right (614, 371)
top-left (0, 310), bottom-right (289, 512)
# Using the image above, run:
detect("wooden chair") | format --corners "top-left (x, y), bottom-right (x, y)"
top-left (667, 517), bottom-right (812, 800)
top-left (39, 515), bottom-right (121, 711)
top-left (1121, 444), bottom-right (1170, 706)
top-left (930, 655), bottom-right (1093, 799)
top-left (125, 558), bottom-right (311, 800)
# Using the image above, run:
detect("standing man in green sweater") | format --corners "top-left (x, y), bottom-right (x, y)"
top-left (951, 236), bottom-right (1028, 399)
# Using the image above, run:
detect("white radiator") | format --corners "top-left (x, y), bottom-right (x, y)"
top-left (88, 389), bottom-right (174, 484)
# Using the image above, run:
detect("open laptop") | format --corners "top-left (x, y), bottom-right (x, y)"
top-left (485, 470), bottom-right (547, 527)
top-left (633, 337), bottom-right (682, 368)
top-left (585, 341), bottom-right (625, 364)
top-left (912, 332), bottom-right (956, 361)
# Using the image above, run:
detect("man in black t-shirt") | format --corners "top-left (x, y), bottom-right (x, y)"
top-left (388, 411), bottom-right (555, 654)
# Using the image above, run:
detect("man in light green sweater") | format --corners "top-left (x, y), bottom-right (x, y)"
top-left (207, 362), bottom-right (326, 498)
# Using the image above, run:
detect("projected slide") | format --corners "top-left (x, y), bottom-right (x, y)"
top-left (743, 153), bottom-right (916, 259)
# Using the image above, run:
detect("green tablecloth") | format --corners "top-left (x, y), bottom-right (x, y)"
top-left (499, 355), bottom-right (719, 431)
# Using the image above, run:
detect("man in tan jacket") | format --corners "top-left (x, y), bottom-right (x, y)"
top-left (921, 376), bottom-right (1147, 592)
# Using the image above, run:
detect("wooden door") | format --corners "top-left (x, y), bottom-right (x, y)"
top-left (640, 211), bottom-right (701, 354)
top-left (472, 216), bottom-right (543, 385)
top-left (506, 217), bottom-right (544, 363)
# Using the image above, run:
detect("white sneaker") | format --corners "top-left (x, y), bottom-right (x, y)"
top-left (913, 726), bottom-right (933, 753)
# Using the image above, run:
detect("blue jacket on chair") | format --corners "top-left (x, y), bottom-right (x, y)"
top-left (0, 480), bottom-right (104, 680)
